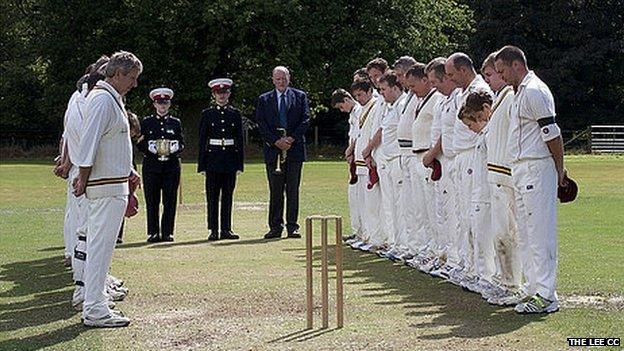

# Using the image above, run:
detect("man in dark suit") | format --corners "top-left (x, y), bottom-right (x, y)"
top-left (198, 78), bottom-right (244, 241)
top-left (255, 66), bottom-right (310, 239)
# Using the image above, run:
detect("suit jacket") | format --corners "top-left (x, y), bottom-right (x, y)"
top-left (197, 104), bottom-right (244, 174)
top-left (254, 87), bottom-right (310, 163)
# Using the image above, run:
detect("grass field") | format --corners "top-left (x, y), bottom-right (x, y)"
top-left (0, 155), bottom-right (623, 350)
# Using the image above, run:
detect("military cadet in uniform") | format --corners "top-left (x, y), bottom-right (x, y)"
top-left (136, 88), bottom-right (185, 243)
top-left (197, 78), bottom-right (244, 241)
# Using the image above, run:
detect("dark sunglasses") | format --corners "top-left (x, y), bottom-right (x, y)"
top-left (155, 99), bottom-right (171, 105)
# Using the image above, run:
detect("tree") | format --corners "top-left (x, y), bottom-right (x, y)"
top-left (464, 0), bottom-right (624, 131)
top-left (1, 0), bottom-right (474, 152)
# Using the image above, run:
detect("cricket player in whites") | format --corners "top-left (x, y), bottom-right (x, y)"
top-left (73, 51), bottom-right (142, 327)
top-left (457, 92), bottom-right (498, 298)
top-left (444, 53), bottom-right (493, 292)
top-left (371, 71), bottom-right (405, 253)
top-left (351, 79), bottom-right (381, 247)
top-left (419, 58), bottom-right (461, 279)
top-left (391, 56), bottom-right (422, 260)
top-left (495, 45), bottom-right (565, 314)
top-left (480, 52), bottom-right (526, 306)
top-left (361, 58), bottom-right (390, 250)
top-left (404, 63), bottom-right (444, 269)
top-left (331, 88), bottom-right (364, 238)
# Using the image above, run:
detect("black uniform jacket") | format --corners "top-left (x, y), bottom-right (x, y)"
top-left (136, 114), bottom-right (185, 172)
top-left (197, 104), bottom-right (244, 173)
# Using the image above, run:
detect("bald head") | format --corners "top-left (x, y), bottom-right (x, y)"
top-left (445, 52), bottom-right (476, 90)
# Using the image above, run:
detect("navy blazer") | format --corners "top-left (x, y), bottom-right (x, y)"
top-left (254, 87), bottom-right (310, 163)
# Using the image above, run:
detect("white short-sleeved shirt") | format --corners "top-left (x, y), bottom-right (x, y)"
top-left (354, 97), bottom-right (378, 165)
top-left (348, 103), bottom-right (363, 142)
top-left (397, 91), bottom-right (420, 154)
top-left (380, 93), bottom-right (405, 160)
top-left (507, 71), bottom-right (559, 162)
top-left (486, 85), bottom-right (515, 186)
top-left (439, 88), bottom-right (462, 157)
top-left (63, 90), bottom-right (86, 166)
top-left (453, 75), bottom-right (493, 152)
top-left (412, 89), bottom-right (443, 151)
top-left (472, 128), bottom-right (490, 203)
top-left (78, 80), bottom-right (133, 199)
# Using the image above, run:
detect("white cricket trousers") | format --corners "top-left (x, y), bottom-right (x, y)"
top-left (512, 157), bottom-right (558, 302)
top-left (436, 155), bottom-right (460, 266)
top-left (83, 195), bottom-right (127, 319)
top-left (71, 189), bottom-right (88, 286)
top-left (471, 201), bottom-right (495, 283)
top-left (395, 155), bottom-right (418, 254)
top-left (489, 183), bottom-right (522, 289)
top-left (377, 157), bottom-right (403, 248)
top-left (361, 173), bottom-right (382, 245)
top-left (63, 167), bottom-right (80, 258)
top-left (348, 178), bottom-right (364, 238)
top-left (454, 149), bottom-right (476, 275)
top-left (410, 152), bottom-right (438, 255)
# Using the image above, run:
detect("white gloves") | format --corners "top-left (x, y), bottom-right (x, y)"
top-left (170, 140), bottom-right (179, 153)
top-left (200, 171), bottom-right (206, 176)
top-left (148, 140), bottom-right (157, 154)
top-left (236, 170), bottom-right (242, 176)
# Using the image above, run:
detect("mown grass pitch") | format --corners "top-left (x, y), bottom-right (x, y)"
top-left (0, 155), bottom-right (622, 350)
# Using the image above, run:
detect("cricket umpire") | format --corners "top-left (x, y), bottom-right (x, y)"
top-left (197, 78), bottom-right (244, 241)
top-left (136, 87), bottom-right (185, 243)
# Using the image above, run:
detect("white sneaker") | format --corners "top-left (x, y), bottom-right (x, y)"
top-left (106, 285), bottom-right (128, 302)
top-left (514, 294), bottom-right (559, 314)
top-left (430, 264), bottom-right (452, 279)
top-left (488, 290), bottom-right (527, 306)
top-left (83, 312), bottom-right (130, 328)
top-left (446, 267), bottom-right (465, 285)
top-left (419, 257), bottom-right (438, 273)
top-left (359, 243), bottom-right (374, 252)
top-left (106, 275), bottom-right (124, 288)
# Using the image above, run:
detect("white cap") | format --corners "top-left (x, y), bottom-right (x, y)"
top-left (149, 87), bottom-right (174, 101)
top-left (208, 78), bottom-right (233, 92)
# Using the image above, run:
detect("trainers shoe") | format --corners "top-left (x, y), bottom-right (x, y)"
top-left (107, 275), bottom-right (124, 288)
top-left (447, 267), bottom-right (465, 285)
top-left (514, 294), bottom-right (559, 314)
top-left (106, 285), bottom-right (127, 301)
top-left (488, 290), bottom-right (523, 306)
top-left (430, 264), bottom-right (451, 278)
top-left (83, 313), bottom-right (131, 328)
top-left (417, 256), bottom-right (436, 273)
top-left (350, 240), bottom-right (365, 249)
top-left (359, 243), bottom-right (374, 252)
top-left (397, 252), bottom-right (414, 263)
top-left (343, 234), bottom-right (357, 242)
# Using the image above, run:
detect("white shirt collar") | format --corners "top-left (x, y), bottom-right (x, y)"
top-left (96, 80), bottom-right (122, 100)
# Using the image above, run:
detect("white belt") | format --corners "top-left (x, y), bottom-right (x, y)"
top-left (209, 138), bottom-right (235, 146)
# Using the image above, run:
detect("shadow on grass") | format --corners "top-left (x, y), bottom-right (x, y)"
top-left (281, 244), bottom-right (546, 341)
top-left (145, 237), bottom-right (288, 249)
top-left (0, 322), bottom-right (84, 351)
top-left (0, 255), bottom-right (79, 337)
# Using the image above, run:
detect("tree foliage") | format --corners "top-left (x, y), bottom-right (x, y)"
top-left (1, 0), bottom-right (473, 147)
top-left (464, 0), bottom-right (624, 130)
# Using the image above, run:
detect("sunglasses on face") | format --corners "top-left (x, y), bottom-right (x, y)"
top-left (155, 100), bottom-right (171, 105)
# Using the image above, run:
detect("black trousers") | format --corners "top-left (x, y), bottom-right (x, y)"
top-left (142, 167), bottom-right (180, 237)
top-left (205, 172), bottom-right (237, 231)
top-left (265, 160), bottom-right (303, 233)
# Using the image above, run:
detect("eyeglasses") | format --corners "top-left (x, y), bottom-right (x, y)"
top-left (155, 100), bottom-right (171, 105)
